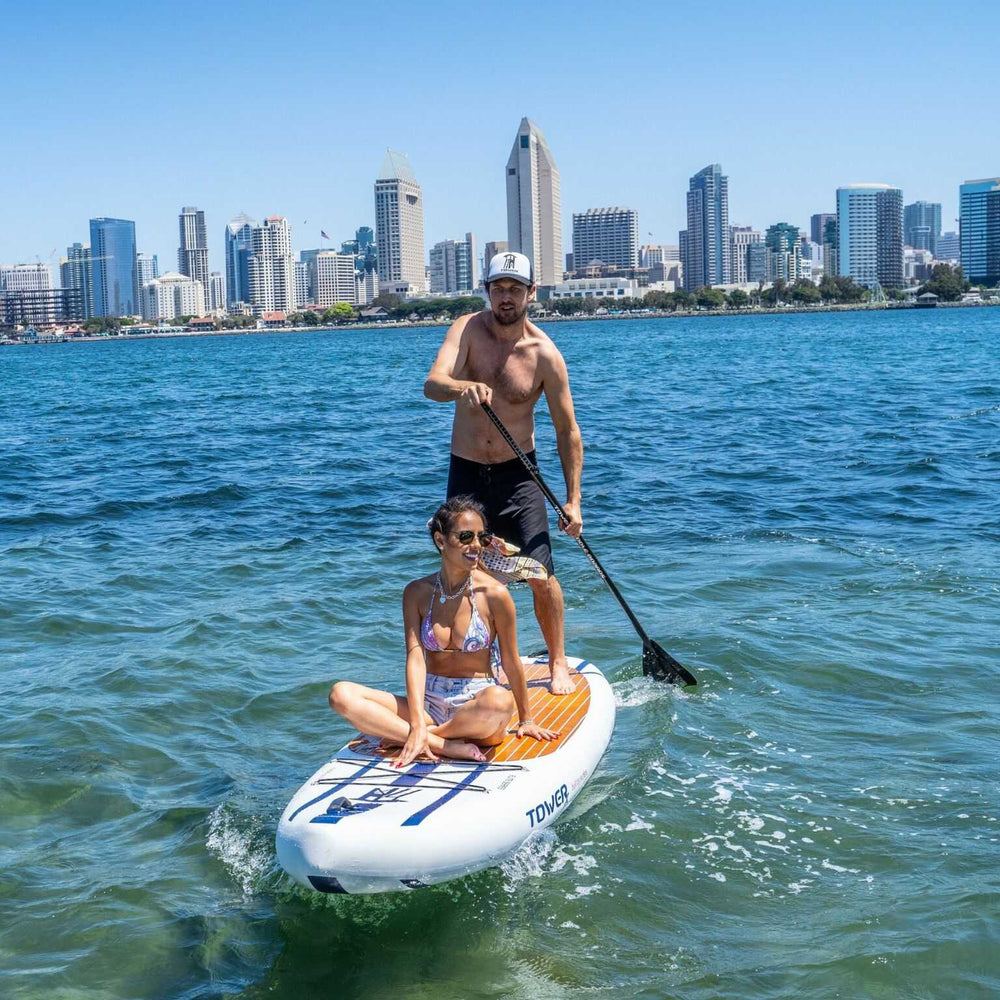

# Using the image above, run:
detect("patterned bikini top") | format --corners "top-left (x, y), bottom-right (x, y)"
top-left (420, 577), bottom-right (492, 653)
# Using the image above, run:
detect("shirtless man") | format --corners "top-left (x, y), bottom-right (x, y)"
top-left (424, 251), bottom-right (583, 696)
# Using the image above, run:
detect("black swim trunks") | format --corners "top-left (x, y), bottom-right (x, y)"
top-left (446, 451), bottom-right (554, 576)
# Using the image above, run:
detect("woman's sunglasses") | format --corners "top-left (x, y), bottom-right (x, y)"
top-left (452, 530), bottom-right (493, 546)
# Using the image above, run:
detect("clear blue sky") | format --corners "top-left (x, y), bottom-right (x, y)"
top-left (3, 0), bottom-right (997, 272)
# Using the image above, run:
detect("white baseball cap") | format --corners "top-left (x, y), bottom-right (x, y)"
top-left (486, 251), bottom-right (534, 286)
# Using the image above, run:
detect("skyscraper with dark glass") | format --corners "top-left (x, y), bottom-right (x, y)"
top-left (959, 178), bottom-right (1000, 285)
top-left (684, 164), bottom-right (729, 289)
top-left (225, 213), bottom-right (257, 308)
top-left (89, 218), bottom-right (138, 317)
top-left (903, 201), bottom-right (942, 255)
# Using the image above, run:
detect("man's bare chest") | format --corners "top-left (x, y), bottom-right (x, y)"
top-left (465, 348), bottom-right (540, 405)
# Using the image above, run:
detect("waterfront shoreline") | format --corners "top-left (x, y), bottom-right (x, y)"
top-left (4, 298), bottom-right (997, 346)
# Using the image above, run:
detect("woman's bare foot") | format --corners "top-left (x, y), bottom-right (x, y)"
top-left (440, 739), bottom-right (487, 762)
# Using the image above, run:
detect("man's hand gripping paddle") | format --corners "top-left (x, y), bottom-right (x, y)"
top-left (480, 402), bottom-right (696, 686)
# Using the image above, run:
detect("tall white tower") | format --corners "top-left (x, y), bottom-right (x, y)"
top-left (505, 118), bottom-right (562, 287)
top-left (247, 216), bottom-right (295, 313)
top-left (374, 150), bottom-right (426, 290)
top-left (178, 207), bottom-right (209, 288)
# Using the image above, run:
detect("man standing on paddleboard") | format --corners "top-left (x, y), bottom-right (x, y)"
top-left (424, 250), bottom-right (583, 696)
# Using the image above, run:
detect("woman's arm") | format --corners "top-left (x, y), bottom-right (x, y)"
top-left (395, 581), bottom-right (437, 766)
top-left (490, 585), bottom-right (559, 743)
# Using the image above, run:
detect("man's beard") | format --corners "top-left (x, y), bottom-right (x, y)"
top-left (494, 303), bottom-right (527, 326)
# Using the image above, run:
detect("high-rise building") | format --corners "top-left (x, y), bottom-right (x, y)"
top-left (684, 164), bottom-right (729, 289)
top-left (206, 272), bottom-right (224, 312)
top-left (835, 184), bottom-right (903, 288)
top-left (747, 242), bottom-right (768, 283)
top-left (801, 239), bottom-right (823, 279)
top-left (225, 213), bottom-right (257, 309)
top-left (0, 264), bottom-right (56, 324)
top-left (60, 243), bottom-right (93, 319)
top-left (315, 251), bottom-right (360, 306)
top-left (0, 288), bottom-right (83, 326)
top-left (728, 227), bottom-right (762, 285)
top-left (0, 262), bottom-right (52, 291)
top-left (640, 244), bottom-right (680, 268)
top-left (352, 226), bottom-right (378, 274)
top-left (294, 260), bottom-right (311, 307)
top-left (357, 268), bottom-right (378, 306)
top-left (178, 207), bottom-right (209, 288)
top-left (374, 150), bottom-right (426, 289)
top-left (136, 252), bottom-right (159, 286)
top-left (571, 208), bottom-right (639, 270)
top-left (959, 178), bottom-right (1000, 285)
top-left (429, 233), bottom-right (479, 294)
top-left (247, 216), bottom-right (295, 314)
top-left (90, 217), bottom-right (138, 317)
top-left (506, 118), bottom-right (561, 287)
top-left (764, 223), bottom-right (803, 282)
top-left (810, 213), bottom-right (836, 247)
top-left (936, 231), bottom-right (960, 261)
top-left (141, 272), bottom-right (205, 321)
top-left (903, 201), bottom-right (942, 255)
top-left (822, 217), bottom-right (839, 277)
top-left (298, 249), bottom-right (323, 305)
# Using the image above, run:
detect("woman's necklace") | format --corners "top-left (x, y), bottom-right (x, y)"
top-left (436, 571), bottom-right (471, 604)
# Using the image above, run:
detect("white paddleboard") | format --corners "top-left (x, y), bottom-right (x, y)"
top-left (276, 654), bottom-right (615, 894)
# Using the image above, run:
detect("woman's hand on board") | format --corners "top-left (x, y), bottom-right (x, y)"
top-left (394, 726), bottom-right (437, 768)
top-left (515, 719), bottom-right (560, 742)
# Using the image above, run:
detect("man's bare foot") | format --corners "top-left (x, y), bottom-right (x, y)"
top-left (549, 659), bottom-right (575, 696)
top-left (440, 739), bottom-right (487, 762)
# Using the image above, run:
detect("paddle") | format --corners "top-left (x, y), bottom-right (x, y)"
top-left (480, 402), bottom-right (697, 686)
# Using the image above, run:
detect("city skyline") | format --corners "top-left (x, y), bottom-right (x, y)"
top-left (3, 0), bottom-right (995, 271)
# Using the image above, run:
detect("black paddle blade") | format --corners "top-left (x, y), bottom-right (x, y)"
top-left (643, 639), bottom-right (697, 686)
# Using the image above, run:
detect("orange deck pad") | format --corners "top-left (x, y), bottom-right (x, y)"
top-left (348, 660), bottom-right (591, 763)
top-left (488, 660), bottom-right (590, 761)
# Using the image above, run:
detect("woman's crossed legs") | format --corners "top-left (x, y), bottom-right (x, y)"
top-left (329, 680), bottom-right (514, 763)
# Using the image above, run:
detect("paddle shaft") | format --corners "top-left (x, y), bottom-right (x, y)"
top-left (480, 402), bottom-right (652, 644)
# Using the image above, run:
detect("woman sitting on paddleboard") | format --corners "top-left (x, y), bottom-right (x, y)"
top-left (329, 496), bottom-right (559, 765)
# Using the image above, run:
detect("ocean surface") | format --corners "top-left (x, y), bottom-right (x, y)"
top-left (2, 309), bottom-right (997, 999)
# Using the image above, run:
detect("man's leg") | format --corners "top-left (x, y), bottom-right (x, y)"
top-left (494, 470), bottom-right (575, 696)
top-left (527, 575), bottom-right (575, 695)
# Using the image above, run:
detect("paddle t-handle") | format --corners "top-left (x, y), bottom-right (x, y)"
top-left (479, 402), bottom-right (696, 686)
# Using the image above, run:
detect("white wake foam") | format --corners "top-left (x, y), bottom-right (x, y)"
top-left (206, 802), bottom-right (273, 897)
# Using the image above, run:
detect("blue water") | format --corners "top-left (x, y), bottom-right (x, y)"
top-left (2, 309), bottom-right (998, 999)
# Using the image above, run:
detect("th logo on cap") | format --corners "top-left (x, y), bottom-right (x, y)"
top-left (487, 250), bottom-right (532, 285)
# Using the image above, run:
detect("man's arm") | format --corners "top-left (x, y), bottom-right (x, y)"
top-left (541, 347), bottom-right (583, 537)
top-left (423, 313), bottom-right (492, 406)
